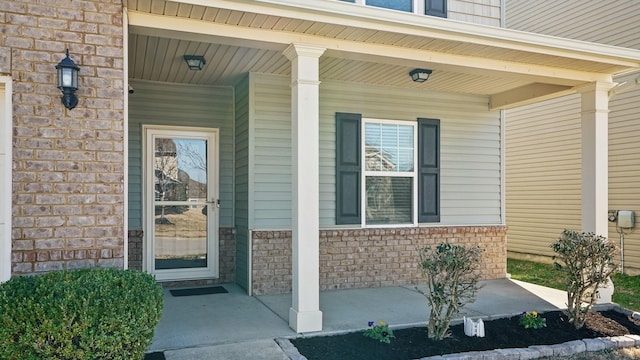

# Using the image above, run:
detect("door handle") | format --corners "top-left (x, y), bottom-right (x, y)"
top-left (206, 199), bottom-right (221, 208)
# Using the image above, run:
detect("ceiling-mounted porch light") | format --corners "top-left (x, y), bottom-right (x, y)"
top-left (55, 49), bottom-right (80, 110)
top-left (409, 68), bottom-right (432, 83)
top-left (183, 55), bottom-right (206, 71)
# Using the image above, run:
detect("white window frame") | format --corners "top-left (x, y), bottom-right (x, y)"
top-left (361, 118), bottom-right (418, 227)
top-left (0, 76), bottom-right (12, 283)
top-left (348, 0), bottom-right (425, 14)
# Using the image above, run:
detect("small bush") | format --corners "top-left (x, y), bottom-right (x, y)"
top-left (417, 243), bottom-right (483, 340)
top-left (551, 229), bottom-right (617, 329)
top-left (0, 268), bottom-right (163, 360)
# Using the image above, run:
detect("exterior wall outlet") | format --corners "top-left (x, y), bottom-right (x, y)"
top-left (617, 210), bottom-right (635, 229)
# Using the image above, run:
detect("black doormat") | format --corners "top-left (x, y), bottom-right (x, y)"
top-left (170, 286), bottom-right (228, 297)
top-left (144, 351), bottom-right (165, 360)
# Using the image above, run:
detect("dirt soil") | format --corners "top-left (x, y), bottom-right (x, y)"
top-left (290, 310), bottom-right (640, 360)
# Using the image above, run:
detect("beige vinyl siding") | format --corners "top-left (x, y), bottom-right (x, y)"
top-left (127, 80), bottom-right (235, 229)
top-left (609, 85), bottom-right (640, 272)
top-left (234, 74), bottom-right (250, 290)
top-left (248, 73), bottom-right (502, 228)
top-left (505, 1), bottom-right (640, 48)
top-left (504, 0), bottom-right (640, 273)
top-left (449, 0), bottom-right (501, 27)
top-left (505, 94), bottom-right (582, 257)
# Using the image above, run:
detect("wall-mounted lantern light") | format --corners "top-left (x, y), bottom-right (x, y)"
top-left (56, 49), bottom-right (80, 110)
top-left (183, 55), bottom-right (206, 71)
top-left (409, 68), bottom-right (432, 83)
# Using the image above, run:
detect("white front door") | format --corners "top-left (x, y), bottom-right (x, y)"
top-left (144, 126), bottom-right (219, 281)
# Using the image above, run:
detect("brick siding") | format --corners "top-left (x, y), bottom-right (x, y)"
top-left (127, 230), bottom-right (144, 271)
top-left (7, 0), bottom-right (125, 275)
top-left (251, 226), bottom-right (507, 295)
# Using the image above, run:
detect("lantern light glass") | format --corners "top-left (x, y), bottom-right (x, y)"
top-left (183, 55), bottom-right (206, 71)
top-left (409, 68), bottom-right (433, 83)
top-left (55, 49), bottom-right (80, 109)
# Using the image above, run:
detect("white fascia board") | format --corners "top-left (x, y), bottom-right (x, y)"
top-left (168, 0), bottom-right (640, 70)
top-left (128, 11), bottom-right (612, 85)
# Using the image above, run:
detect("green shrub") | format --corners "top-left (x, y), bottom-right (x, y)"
top-left (552, 229), bottom-right (617, 329)
top-left (417, 243), bottom-right (483, 340)
top-left (0, 268), bottom-right (163, 360)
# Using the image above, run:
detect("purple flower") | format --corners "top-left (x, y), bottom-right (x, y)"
top-left (368, 321), bottom-right (374, 327)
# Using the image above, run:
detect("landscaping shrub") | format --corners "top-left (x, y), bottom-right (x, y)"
top-left (552, 229), bottom-right (617, 329)
top-left (0, 268), bottom-right (163, 360)
top-left (417, 243), bottom-right (483, 340)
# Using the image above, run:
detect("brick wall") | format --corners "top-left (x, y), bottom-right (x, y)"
top-left (218, 227), bottom-right (236, 283)
top-left (127, 230), bottom-right (144, 270)
top-left (251, 226), bottom-right (507, 295)
top-left (5, 0), bottom-right (125, 274)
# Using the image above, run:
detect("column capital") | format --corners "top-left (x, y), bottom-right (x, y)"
top-left (577, 81), bottom-right (615, 113)
top-left (574, 81), bottom-right (616, 94)
top-left (283, 43), bottom-right (326, 61)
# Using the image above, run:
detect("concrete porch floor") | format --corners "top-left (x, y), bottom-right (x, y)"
top-left (150, 278), bottom-right (567, 359)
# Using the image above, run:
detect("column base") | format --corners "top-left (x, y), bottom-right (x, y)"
top-left (289, 307), bottom-right (323, 333)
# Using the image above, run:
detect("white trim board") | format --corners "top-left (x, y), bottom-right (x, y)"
top-left (0, 76), bottom-right (13, 283)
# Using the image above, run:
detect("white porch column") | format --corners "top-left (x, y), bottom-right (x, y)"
top-left (577, 81), bottom-right (615, 303)
top-left (283, 43), bottom-right (326, 333)
top-left (578, 81), bottom-right (614, 236)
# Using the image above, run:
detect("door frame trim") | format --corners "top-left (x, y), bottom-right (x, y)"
top-left (0, 76), bottom-right (12, 283)
top-left (142, 125), bottom-right (220, 281)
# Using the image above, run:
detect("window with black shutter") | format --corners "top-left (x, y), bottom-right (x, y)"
top-left (335, 113), bottom-right (440, 225)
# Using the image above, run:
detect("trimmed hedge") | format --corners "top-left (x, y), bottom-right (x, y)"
top-left (0, 268), bottom-right (163, 360)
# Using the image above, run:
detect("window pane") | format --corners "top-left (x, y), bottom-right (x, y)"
top-left (365, 123), bottom-right (414, 172)
top-left (366, 0), bottom-right (412, 12)
top-left (366, 177), bottom-right (412, 224)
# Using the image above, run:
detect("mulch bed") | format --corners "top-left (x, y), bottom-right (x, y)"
top-left (290, 310), bottom-right (640, 360)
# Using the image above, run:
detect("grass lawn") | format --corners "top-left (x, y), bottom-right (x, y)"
top-left (507, 258), bottom-right (640, 312)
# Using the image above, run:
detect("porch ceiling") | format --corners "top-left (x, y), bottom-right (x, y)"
top-left (126, 0), bottom-right (640, 109)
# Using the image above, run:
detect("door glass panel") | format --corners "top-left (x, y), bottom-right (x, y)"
top-left (153, 137), bottom-right (209, 270)
top-left (154, 206), bottom-right (208, 269)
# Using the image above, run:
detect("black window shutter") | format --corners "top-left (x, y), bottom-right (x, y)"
top-left (418, 118), bottom-right (440, 222)
top-left (335, 112), bottom-right (361, 224)
top-left (425, 0), bottom-right (447, 17)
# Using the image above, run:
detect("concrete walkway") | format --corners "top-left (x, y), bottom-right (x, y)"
top-left (150, 278), bottom-right (568, 359)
